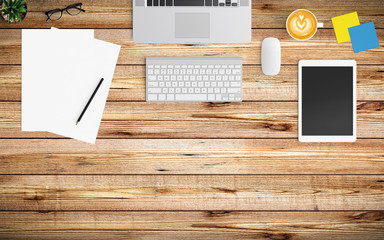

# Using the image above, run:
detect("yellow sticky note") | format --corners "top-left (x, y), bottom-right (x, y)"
top-left (332, 12), bottom-right (360, 43)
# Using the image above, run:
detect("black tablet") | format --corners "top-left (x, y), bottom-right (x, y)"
top-left (298, 60), bottom-right (356, 142)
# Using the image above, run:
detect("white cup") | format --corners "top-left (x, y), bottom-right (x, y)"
top-left (286, 9), bottom-right (323, 41)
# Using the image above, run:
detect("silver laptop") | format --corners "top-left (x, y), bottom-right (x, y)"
top-left (133, 0), bottom-right (252, 43)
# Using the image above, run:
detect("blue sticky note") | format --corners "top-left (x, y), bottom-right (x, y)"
top-left (348, 22), bottom-right (380, 53)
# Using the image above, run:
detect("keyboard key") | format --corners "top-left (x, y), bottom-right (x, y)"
top-left (228, 88), bottom-right (241, 93)
top-left (167, 94), bottom-right (175, 101)
top-left (166, 0), bottom-right (173, 5)
top-left (176, 94), bottom-right (207, 101)
top-left (208, 94), bottom-right (215, 101)
top-left (231, 82), bottom-right (241, 87)
top-left (159, 94), bottom-right (166, 101)
top-left (174, 0), bottom-right (205, 6)
top-left (153, 0), bottom-right (159, 5)
top-left (148, 94), bottom-right (157, 100)
top-left (233, 69), bottom-right (241, 74)
top-left (148, 82), bottom-right (158, 87)
top-left (205, 0), bottom-right (212, 6)
top-left (148, 75), bottom-right (156, 81)
top-left (160, 0), bottom-right (165, 5)
top-left (226, 0), bottom-right (231, 6)
top-left (148, 88), bottom-right (161, 93)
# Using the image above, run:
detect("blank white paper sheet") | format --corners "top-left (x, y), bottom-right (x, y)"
top-left (22, 29), bottom-right (120, 144)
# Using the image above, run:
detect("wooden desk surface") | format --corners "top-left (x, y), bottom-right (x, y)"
top-left (0, 0), bottom-right (383, 239)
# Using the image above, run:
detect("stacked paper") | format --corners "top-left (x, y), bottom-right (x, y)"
top-left (22, 28), bottom-right (121, 144)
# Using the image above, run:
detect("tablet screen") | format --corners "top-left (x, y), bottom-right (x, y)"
top-left (302, 66), bottom-right (353, 135)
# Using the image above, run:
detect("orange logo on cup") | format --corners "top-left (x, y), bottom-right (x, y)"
top-left (286, 9), bottom-right (322, 41)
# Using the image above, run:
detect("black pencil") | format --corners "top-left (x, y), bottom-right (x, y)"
top-left (76, 78), bottom-right (104, 125)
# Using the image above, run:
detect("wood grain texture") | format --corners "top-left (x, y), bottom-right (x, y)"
top-left (0, 175), bottom-right (383, 211)
top-left (0, 101), bottom-right (383, 139)
top-left (0, 0), bottom-right (383, 29)
top-left (0, 0), bottom-right (383, 238)
top-left (1, 29), bottom-right (383, 65)
top-left (0, 139), bottom-right (383, 174)
top-left (0, 211), bottom-right (383, 240)
top-left (1, 65), bottom-right (383, 101)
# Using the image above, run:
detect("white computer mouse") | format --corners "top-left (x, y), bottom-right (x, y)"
top-left (261, 37), bottom-right (281, 76)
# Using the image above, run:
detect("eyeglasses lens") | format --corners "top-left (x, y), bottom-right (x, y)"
top-left (48, 11), bottom-right (62, 21)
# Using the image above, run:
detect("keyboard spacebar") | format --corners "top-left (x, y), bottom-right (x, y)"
top-left (175, 94), bottom-right (207, 101)
top-left (174, 0), bottom-right (204, 6)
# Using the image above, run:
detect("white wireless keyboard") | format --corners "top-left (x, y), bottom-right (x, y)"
top-left (146, 57), bottom-right (242, 102)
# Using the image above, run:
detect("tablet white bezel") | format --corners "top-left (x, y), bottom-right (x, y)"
top-left (298, 60), bottom-right (356, 142)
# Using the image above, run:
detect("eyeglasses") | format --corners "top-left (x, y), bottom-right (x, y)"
top-left (45, 3), bottom-right (85, 22)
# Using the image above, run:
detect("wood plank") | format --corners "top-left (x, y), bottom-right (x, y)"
top-left (0, 211), bottom-right (383, 239)
top-left (1, 139), bottom-right (383, 175)
top-left (0, 101), bottom-right (383, 139)
top-left (1, 29), bottom-right (383, 65)
top-left (0, 175), bottom-right (383, 210)
top-left (0, 0), bottom-right (383, 29)
top-left (1, 65), bottom-right (383, 101)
